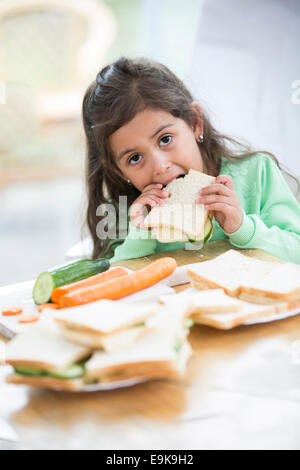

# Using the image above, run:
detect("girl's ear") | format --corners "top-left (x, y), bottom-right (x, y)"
top-left (190, 102), bottom-right (204, 140)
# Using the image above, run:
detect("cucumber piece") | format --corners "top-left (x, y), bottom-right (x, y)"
top-left (204, 217), bottom-right (213, 243)
top-left (14, 364), bottom-right (85, 380)
top-left (187, 218), bottom-right (213, 243)
top-left (32, 272), bottom-right (55, 305)
top-left (48, 364), bottom-right (85, 380)
top-left (32, 258), bottom-right (110, 305)
top-left (14, 366), bottom-right (46, 377)
top-left (184, 318), bottom-right (195, 329)
top-left (174, 337), bottom-right (182, 353)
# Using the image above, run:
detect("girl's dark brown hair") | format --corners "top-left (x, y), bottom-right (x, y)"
top-left (82, 56), bottom-right (299, 259)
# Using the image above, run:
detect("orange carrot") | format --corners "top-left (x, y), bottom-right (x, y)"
top-left (37, 303), bottom-right (60, 313)
top-left (2, 307), bottom-right (23, 316)
top-left (18, 313), bottom-right (40, 324)
top-left (59, 257), bottom-right (177, 308)
top-left (51, 266), bottom-right (129, 304)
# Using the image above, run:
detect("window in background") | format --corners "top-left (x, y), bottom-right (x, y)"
top-left (0, 0), bottom-right (202, 285)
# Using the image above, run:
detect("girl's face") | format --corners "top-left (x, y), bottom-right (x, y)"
top-left (110, 106), bottom-right (206, 193)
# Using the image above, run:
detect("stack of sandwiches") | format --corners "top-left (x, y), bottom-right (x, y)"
top-left (5, 250), bottom-right (300, 391)
top-left (159, 250), bottom-right (300, 329)
top-left (5, 298), bottom-right (193, 391)
top-left (84, 305), bottom-right (192, 384)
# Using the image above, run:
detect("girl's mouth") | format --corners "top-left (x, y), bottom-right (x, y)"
top-left (162, 174), bottom-right (185, 189)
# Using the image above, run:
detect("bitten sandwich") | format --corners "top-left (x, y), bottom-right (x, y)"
top-left (144, 169), bottom-right (215, 243)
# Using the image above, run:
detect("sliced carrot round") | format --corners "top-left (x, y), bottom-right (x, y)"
top-left (2, 307), bottom-right (23, 316)
top-left (37, 303), bottom-right (59, 313)
top-left (18, 313), bottom-right (40, 324)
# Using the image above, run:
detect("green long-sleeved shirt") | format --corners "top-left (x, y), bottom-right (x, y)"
top-left (109, 153), bottom-right (300, 264)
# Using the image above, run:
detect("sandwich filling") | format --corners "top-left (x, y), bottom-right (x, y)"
top-left (13, 356), bottom-right (91, 380)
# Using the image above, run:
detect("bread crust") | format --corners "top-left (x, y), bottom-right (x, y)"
top-left (192, 303), bottom-right (277, 329)
top-left (190, 278), bottom-right (240, 297)
top-left (86, 361), bottom-right (182, 382)
top-left (6, 374), bottom-right (84, 392)
top-left (240, 285), bottom-right (300, 301)
top-left (5, 359), bottom-right (69, 372)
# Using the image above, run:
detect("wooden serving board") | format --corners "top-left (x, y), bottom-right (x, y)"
top-left (110, 239), bottom-right (285, 271)
top-left (0, 240), bottom-right (288, 341)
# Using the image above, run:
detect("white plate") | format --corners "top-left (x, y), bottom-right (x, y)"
top-left (76, 378), bottom-right (147, 393)
top-left (244, 305), bottom-right (300, 326)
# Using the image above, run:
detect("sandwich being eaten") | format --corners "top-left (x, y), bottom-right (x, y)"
top-left (143, 169), bottom-right (215, 243)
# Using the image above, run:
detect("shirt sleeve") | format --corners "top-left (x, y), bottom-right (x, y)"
top-left (224, 156), bottom-right (300, 263)
top-left (109, 221), bottom-right (157, 263)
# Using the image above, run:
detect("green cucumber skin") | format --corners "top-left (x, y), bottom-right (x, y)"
top-left (188, 218), bottom-right (213, 243)
top-left (204, 219), bottom-right (213, 243)
top-left (14, 364), bottom-right (85, 380)
top-left (48, 364), bottom-right (84, 380)
top-left (50, 259), bottom-right (110, 287)
top-left (33, 258), bottom-right (110, 304)
top-left (14, 366), bottom-right (46, 377)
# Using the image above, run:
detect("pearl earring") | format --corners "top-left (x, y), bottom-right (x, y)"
top-left (196, 135), bottom-right (204, 143)
top-left (127, 179), bottom-right (132, 185)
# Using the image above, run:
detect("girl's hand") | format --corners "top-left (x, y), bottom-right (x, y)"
top-left (129, 183), bottom-right (169, 230)
top-left (196, 175), bottom-right (243, 234)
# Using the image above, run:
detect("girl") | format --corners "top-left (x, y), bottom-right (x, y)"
top-left (82, 56), bottom-right (300, 264)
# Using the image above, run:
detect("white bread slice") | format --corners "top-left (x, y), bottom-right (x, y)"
top-left (187, 250), bottom-right (280, 296)
top-left (54, 299), bottom-right (159, 350)
top-left (151, 226), bottom-right (189, 243)
top-left (59, 324), bottom-right (151, 352)
top-left (238, 292), bottom-right (290, 308)
top-left (193, 301), bottom-right (278, 329)
top-left (144, 169), bottom-right (214, 240)
top-left (239, 262), bottom-right (300, 301)
top-left (159, 288), bottom-right (243, 314)
top-left (5, 324), bottom-right (91, 373)
top-left (85, 342), bottom-right (192, 383)
top-left (146, 201), bottom-right (208, 239)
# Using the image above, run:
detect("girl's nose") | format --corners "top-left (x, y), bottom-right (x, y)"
top-left (152, 151), bottom-right (171, 175)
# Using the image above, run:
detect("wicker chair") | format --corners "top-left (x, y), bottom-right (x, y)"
top-left (0, 0), bottom-right (116, 182)
top-left (0, 0), bottom-right (116, 123)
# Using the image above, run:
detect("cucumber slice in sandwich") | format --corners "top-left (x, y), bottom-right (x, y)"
top-left (14, 366), bottom-right (46, 377)
top-left (33, 258), bottom-right (110, 305)
top-left (14, 363), bottom-right (85, 380)
top-left (48, 364), bottom-right (85, 380)
top-left (204, 217), bottom-right (213, 242)
top-left (188, 217), bottom-right (213, 243)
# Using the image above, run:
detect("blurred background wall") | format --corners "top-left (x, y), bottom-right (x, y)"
top-left (0, 0), bottom-right (299, 285)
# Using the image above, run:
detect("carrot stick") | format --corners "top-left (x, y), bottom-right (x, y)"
top-left (59, 257), bottom-right (177, 308)
top-left (51, 266), bottom-right (128, 304)
top-left (2, 307), bottom-right (23, 316)
top-left (37, 303), bottom-right (59, 313)
top-left (18, 313), bottom-right (40, 324)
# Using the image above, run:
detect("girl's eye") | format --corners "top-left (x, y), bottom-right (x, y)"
top-left (128, 154), bottom-right (142, 165)
top-left (160, 135), bottom-right (172, 146)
